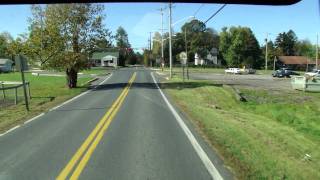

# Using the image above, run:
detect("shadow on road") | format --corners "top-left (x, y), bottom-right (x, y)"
top-left (90, 81), bottom-right (222, 91)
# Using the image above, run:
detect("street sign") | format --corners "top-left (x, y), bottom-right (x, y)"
top-left (179, 52), bottom-right (187, 65)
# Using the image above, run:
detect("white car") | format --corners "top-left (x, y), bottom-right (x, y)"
top-left (225, 68), bottom-right (241, 74)
top-left (305, 70), bottom-right (320, 77)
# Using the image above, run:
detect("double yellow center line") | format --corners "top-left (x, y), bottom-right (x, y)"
top-left (56, 72), bottom-right (136, 180)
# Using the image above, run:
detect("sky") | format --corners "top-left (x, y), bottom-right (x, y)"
top-left (0, 0), bottom-right (319, 52)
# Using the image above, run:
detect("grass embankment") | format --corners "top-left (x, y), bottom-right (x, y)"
top-left (0, 72), bottom-right (91, 133)
top-left (162, 77), bottom-right (320, 179)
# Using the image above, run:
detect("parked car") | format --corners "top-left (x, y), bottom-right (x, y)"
top-left (225, 68), bottom-right (241, 74)
top-left (272, 68), bottom-right (299, 78)
top-left (305, 69), bottom-right (320, 77)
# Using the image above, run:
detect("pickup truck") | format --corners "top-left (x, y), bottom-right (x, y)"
top-left (225, 68), bottom-right (256, 74)
top-left (225, 68), bottom-right (241, 74)
top-left (305, 70), bottom-right (320, 77)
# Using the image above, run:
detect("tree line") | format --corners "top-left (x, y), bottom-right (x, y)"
top-left (0, 4), bottom-right (140, 88)
top-left (149, 19), bottom-right (319, 69)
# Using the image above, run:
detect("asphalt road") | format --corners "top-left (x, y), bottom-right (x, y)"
top-left (0, 67), bottom-right (232, 180)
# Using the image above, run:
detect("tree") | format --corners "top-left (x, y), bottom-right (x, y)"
top-left (115, 26), bottom-right (130, 48)
top-left (135, 52), bottom-right (143, 64)
top-left (6, 35), bottom-right (28, 61)
top-left (219, 26), bottom-right (262, 68)
top-left (115, 26), bottom-right (131, 66)
top-left (0, 32), bottom-right (14, 59)
top-left (152, 32), bottom-right (162, 58)
top-left (294, 39), bottom-right (314, 58)
top-left (143, 49), bottom-right (151, 66)
top-left (275, 30), bottom-right (297, 56)
top-left (25, 4), bottom-right (110, 88)
top-left (24, 5), bottom-right (65, 68)
top-left (179, 19), bottom-right (219, 63)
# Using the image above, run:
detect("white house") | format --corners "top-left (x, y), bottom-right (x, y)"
top-left (90, 51), bottom-right (119, 67)
top-left (101, 55), bottom-right (118, 67)
top-left (194, 53), bottom-right (204, 66)
top-left (0, 59), bottom-right (13, 72)
top-left (206, 54), bottom-right (221, 66)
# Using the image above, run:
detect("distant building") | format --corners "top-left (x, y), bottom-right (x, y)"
top-left (0, 59), bottom-right (13, 72)
top-left (206, 54), bottom-right (221, 66)
top-left (194, 48), bottom-right (220, 66)
top-left (275, 56), bottom-right (318, 71)
top-left (90, 51), bottom-right (119, 67)
top-left (194, 53), bottom-right (204, 66)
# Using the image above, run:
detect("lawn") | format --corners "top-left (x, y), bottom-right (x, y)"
top-left (0, 72), bottom-right (92, 133)
top-left (161, 76), bottom-right (320, 179)
top-left (80, 67), bottom-right (112, 76)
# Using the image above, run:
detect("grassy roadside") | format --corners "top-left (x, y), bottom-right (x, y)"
top-left (161, 76), bottom-right (320, 179)
top-left (0, 72), bottom-right (92, 133)
top-left (163, 67), bottom-right (225, 74)
top-left (80, 67), bottom-right (111, 76)
top-left (162, 67), bottom-right (307, 76)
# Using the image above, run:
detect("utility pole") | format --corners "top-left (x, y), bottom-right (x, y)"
top-left (159, 8), bottom-right (164, 61)
top-left (149, 32), bottom-right (152, 51)
top-left (316, 34), bottom-right (319, 70)
top-left (149, 32), bottom-right (152, 67)
top-left (185, 28), bottom-right (189, 79)
top-left (168, 3), bottom-right (173, 78)
top-left (40, 7), bottom-right (44, 62)
top-left (265, 33), bottom-right (268, 71)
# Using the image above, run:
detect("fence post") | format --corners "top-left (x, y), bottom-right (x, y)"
top-left (27, 82), bottom-right (31, 99)
top-left (1, 83), bottom-right (5, 99)
top-left (15, 87), bottom-right (18, 105)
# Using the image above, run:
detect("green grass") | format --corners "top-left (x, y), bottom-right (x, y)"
top-left (162, 76), bottom-right (320, 179)
top-left (0, 72), bottom-right (91, 133)
top-left (163, 67), bottom-right (226, 74)
top-left (80, 67), bottom-right (110, 76)
top-left (163, 67), bottom-right (307, 76)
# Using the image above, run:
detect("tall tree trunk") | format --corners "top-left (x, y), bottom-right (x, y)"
top-left (66, 67), bottom-right (78, 88)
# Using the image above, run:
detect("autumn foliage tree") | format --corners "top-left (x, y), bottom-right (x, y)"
top-left (25, 4), bottom-right (111, 88)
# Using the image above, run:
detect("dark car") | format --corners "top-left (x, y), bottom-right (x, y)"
top-left (272, 68), bottom-right (299, 78)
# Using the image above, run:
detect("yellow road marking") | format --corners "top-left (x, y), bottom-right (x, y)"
top-left (56, 72), bottom-right (136, 180)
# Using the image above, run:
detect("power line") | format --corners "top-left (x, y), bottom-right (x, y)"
top-left (203, 4), bottom-right (227, 24)
top-left (193, 4), bottom-right (204, 17)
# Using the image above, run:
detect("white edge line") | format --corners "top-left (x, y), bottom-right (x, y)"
top-left (24, 112), bottom-right (45, 125)
top-left (151, 72), bottom-right (224, 180)
top-left (0, 73), bottom-right (113, 137)
top-left (0, 125), bottom-right (21, 137)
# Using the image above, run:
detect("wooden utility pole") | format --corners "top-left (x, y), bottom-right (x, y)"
top-left (168, 3), bottom-right (173, 78)
top-left (185, 29), bottom-right (189, 79)
top-left (316, 34), bottom-right (319, 70)
top-left (265, 33), bottom-right (268, 71)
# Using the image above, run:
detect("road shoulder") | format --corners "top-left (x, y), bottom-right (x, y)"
top-left (152, 72), bottom-right (234, 180)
